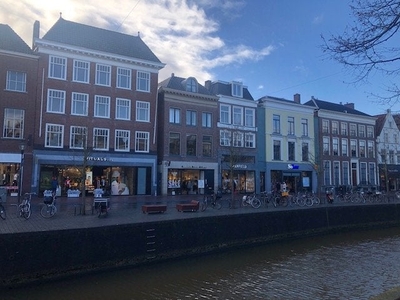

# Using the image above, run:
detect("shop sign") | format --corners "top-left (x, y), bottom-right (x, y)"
top-left (86, 156), bottom-right (109, 162)
top-left (233, 164), bottom-right (247, 169)
top-left (288, 164), bottom-right (299, 170)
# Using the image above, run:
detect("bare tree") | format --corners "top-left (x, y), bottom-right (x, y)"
top-left (321, 0), bottom-right (400, 105)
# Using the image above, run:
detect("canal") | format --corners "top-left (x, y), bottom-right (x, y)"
top-left (2, 226), bottom-right (400, 299)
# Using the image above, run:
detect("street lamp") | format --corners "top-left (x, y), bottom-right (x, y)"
top-left (18, 144), bottom-right (25, 204)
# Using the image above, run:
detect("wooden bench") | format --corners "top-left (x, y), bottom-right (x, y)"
top-left (142, 204), bottom-right (167, 214)
top-left (176, 200), bottom-right (199, 212)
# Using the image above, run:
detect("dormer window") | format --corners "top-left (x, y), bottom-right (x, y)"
top-left (231, 82), bottom-right (243, 98)
top-left (183, 77), bottom-right (198, 93)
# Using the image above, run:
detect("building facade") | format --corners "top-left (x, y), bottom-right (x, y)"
top-left (206, 80), bottom-right (259, 194)
top-left (0, 24), bottom-right (38, 197)
top-left (375, 109), bottom-right (400, 191)
top-left (258, 94), bottom-right (316, 194)
top-left (32, 17), bottom-right (164, 196)
top-left (304, 98), bottom-right (377, 192)
top-left (157, 75), bottom-right (219, 196)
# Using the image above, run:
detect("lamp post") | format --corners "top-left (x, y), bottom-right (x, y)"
top-left (18, 144), bottom-right (25, 204)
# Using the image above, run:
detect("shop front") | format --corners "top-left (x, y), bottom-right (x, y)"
top-left (221, 169), bottom-right (255, 194)
top-left (267, 162), bottom-right (315, 194)
top-left (160, 161), bottom-right (218, 196)
top-left (379, 164), bottom-right (400, 191)
top-left (33, 150), bottom-right (157, 196)
top-left (0, 153), bottom-right (22, 195)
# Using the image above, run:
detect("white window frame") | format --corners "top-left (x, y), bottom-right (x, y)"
top-left (136, 71), bottom-right (150, 92)
top-left (49, 56), bottom-right (66, 80)
top-left (95, 64), bottom-right (111, 86)
top-left (45, 123), bottom-right (64, 148)
top-left (71, 92), bottom-right (88, 116)
top-left (220, 130), bottom-right (231, 146)
top-left (245, 133), bottom-right (255, 148)
top-left (73, 60), bottom-right (90, 83)
top-left (93, 128), bottom-right (109, 151)
top-left (117, 67), bottom-right (132, 89)
top-left (245, 108), bottom-right (255, 127)
top-left (136, 101), bottom-right (150, 122)
top-left (6, 70), bottom-right (26, 92)
top-left (220, 104), bottom-right (231, 124)
top-left (135, 131), bottom-right (150, 152)
top-left (169, 108), bottom-right (180, 124)
top-left (3, 108), bottom-right (24, 139)
top-left (115, 129), bottom-right (130, 152)
top-left (70, 126), bottom-right (87, 149)
top-left (233, 106), bottom-right (243, 126)
top-left (94, 95), bottom-right (110, 118)
top-left (231, 82), bottom-right (243, 97)
top-left (47, 89), bottom-right (65, 114)
top-left (116, 98), bottom-right (131, 120)
top-left (233, 131), bottom-right (244, 147)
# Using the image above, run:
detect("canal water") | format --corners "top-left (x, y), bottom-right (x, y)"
top-left (2, 227), bottom-right (400, 300)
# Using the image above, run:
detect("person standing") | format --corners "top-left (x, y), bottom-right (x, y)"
top-left (51, 176), bottom-right (58, 197)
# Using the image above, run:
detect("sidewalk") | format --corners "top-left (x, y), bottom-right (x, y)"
top-left (0, 194), bottom-right (252, 235)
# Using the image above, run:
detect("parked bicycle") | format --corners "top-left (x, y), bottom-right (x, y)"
top-left (201, 189), bottom-right (222, 211)
top-left (242, 194), bottom-right (261, 209)
top-left (19, 192), bottom-right (35, 219)
top-left (41, 190), bottom-right (57, 218)
top-left (0, 196), bottom-right (6, 220)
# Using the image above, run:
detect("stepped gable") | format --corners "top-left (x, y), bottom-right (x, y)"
top-left (42, 17), bottom-right (161, 63)
top-left (0, 24), bottom-right (34, 54)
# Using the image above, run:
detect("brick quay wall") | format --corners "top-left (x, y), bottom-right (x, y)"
top-left (1, 204), bottom-right (400, 287)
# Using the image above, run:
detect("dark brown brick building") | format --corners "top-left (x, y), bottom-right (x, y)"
top-left (0, 24), bottom-right (38, 198)
top-left (31, 17), bottom-right (164, 196)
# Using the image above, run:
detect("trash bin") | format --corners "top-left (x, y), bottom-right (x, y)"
top-left (0, 187), bottom-right (6, 202)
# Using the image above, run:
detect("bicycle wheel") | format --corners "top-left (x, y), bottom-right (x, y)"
top-left (21, 204), bottom-right (31, 220)
top-left (280, 197), bottom-right (288, 207)
top-left (0, 203), bottom-right (6, 220)
top-left (200, 199), bottom-right (207, 212)
top-left (41, 204), bottom-right (56, 218)
top-left (251, 198), bottom-right (261, 209)
top-left (213, 201), bottom-right (222, 210)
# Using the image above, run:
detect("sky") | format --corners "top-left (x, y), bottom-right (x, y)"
top-left (0, 0), bottom-right (396, 116)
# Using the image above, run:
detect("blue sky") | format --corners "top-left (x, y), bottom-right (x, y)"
top-left (0, 0), bottom-right (393, 115)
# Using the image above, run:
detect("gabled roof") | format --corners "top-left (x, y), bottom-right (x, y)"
top-left (394, 114), bottom-right (400, 130)
top-left (0, 24), bottom-right (34, 55)
top-left (207, 81), bottom-right (254, 100)
top-left (374, 113), bottom-right (387, 136)
top-left (303, 98), bottom-right (371, 117)
top-left (41, 17), bottom-right (162, 64)
top-left (159, 75), bottom-right (213, 96)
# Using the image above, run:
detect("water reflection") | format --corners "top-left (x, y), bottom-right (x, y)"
top-left (3, 228), bottom-right (400, 299)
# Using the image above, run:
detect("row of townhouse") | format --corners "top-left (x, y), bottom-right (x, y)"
top-left (1, 18), bottom-right (399, 198)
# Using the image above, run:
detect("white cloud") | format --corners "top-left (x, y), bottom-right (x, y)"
top-left (313, 14), bottom-right (324, 25)
top-left (0, 0), bottom-right (273, 84)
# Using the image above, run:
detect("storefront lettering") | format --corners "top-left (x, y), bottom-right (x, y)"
top-left (233, 164), bottom-right (247, 169)
top-left (86, 157), bottom-right (108, 162)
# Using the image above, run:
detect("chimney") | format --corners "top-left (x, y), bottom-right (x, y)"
top-left (32, 20), bottom-right (40, 49)
top-left (344, 102), bottom-right (354, 110)
top-left (293, 93), bottom-right (300, 104)
top-left (204, 80), bottom-right (211, 91)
